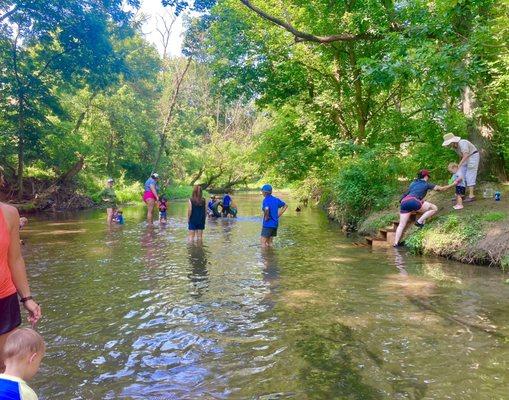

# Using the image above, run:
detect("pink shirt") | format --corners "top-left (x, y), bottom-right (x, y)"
top-left (0, 207), bottom-right (16, 299)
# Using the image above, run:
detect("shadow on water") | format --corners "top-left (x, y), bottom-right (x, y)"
top-left (296, 322), bottom-right (428, 400)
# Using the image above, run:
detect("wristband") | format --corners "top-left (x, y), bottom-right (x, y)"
top-left (20, 296), bottom-right (33, 303)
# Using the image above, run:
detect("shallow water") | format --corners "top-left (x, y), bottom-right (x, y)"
top-left (21, 194), bottom-right (509, 399)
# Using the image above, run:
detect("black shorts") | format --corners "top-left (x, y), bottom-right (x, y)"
top-left (400, 199), bottom-right (422, 214)
top-left (0, 293), bottom-right (21, 335)
top-left (456, 186), bottom-right (466, 196)
top-left (261, 227), bottom-right (278, 238)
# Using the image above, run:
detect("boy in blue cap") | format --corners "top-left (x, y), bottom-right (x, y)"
top-left (260, 184), bottom-right (288, 247)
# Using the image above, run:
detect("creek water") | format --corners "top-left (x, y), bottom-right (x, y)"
top-left (21, 194), bottom-right (508, 399)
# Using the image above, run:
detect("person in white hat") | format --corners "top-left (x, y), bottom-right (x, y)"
top-left (442, 133), bottom-right (479, 202)
top-left (142, 173), bottom-right (160, 224)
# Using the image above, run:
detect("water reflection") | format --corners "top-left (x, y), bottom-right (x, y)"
top-left (187, 243), bottom-right (209, 299)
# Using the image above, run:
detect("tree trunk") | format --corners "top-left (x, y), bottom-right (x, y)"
top-left (17, 99), bottom-right (25, 201)
top-left (346, 43), bottom-right (367, 141)
top-left (190, 167), bottom-right (204, 186)
top-left (461, 86), bottom-right (507, 181)
top-left (154, 57), bottom-right (192, 171)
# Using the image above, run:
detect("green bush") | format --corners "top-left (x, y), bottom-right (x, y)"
top-left (325, 148), bottom-right (407, 226)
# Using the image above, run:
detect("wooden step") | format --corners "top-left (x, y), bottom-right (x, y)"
top-left (365, 236), bottom-right (390, 248)
top-left (379, 228), bottom-right (396, 243)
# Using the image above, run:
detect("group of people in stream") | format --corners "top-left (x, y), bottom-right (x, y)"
top-left (0, 163), bottom-right (288, 399)
top-left (101, 174), bottom-right (288, 246)
top-left (0, 133), bottom-right (479, 399)
top-left (393, 133), bottom-right (481, 247)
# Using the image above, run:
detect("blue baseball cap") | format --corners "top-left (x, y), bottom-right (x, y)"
top-left (261, 184), bottom-right (272, 192)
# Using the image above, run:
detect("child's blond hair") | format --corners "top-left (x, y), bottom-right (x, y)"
top-left (2, 328), bottom-right (45, 360)
top-left (448, 162), bottom-right (459, 171)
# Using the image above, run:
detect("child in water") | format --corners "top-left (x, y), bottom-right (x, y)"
top-left (159, 195), bottom-right (168, 223)
top-left (448, 162), bottom-right (466, 210)
top-left (113, 209), bottom-right (124, 224)
top-left (0, 328), bottom-right (46, 400)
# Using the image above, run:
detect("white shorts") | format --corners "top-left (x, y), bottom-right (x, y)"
top-left (460, 152), bottom-right (480, 187)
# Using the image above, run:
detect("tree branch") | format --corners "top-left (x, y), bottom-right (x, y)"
top-left (239, 0), bottom-right (384, 43)
top-left (0, 5), bottom-right (17, 23)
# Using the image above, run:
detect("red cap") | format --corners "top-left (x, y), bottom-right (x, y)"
top-left (419, 169), bottom-right (430, 178)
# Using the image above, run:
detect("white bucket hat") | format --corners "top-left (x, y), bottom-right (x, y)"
top-left (442, 133), bottom-right (461, 147)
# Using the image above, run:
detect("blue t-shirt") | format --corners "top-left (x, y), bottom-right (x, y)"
top-left (403, 179), bottom-right (436, 200)
top-left (262, 195), bottom-right (286, 228)
top-left (144, 178), bottom-right (158, 192)
top-left (223, 195), bottom-right (232, 207)
top-left (207, 200), bottom-right (214, 210)
top-left (0, 374), bottom-right (38, 399)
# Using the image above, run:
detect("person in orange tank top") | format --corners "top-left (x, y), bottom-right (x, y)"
top-left (0, 167), bottom-right (41, 370)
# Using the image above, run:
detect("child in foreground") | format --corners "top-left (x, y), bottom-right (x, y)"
top-left (0, 328), bottom-right (45, 400)
top-left (260, 184), bottom-right (288, 248)
top-left (448, 162), bottom-right (466, 210)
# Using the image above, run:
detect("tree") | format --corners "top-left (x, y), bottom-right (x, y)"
top-left (0, 1), bottom-right (138, 199)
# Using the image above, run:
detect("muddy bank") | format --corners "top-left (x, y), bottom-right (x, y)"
top-left (1, 180), bottom-right (95, 213)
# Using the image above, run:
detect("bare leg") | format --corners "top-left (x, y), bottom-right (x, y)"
top-left (106, 208), bottom-right (114, 224)
top-left (468, 186), bottom-right (475, 198)
top-left (146, 199), bottom-right (155, 224)
top-left (260, 236), bottom-right (269, 248)
top-left (416, 202), bottom-right (437, 224)
top-left (188, 231), bottom-right (195, 242)
top-left (394, 213), bottom-right (412, 246)
top-left (196, 230), bottom-right (203, 241)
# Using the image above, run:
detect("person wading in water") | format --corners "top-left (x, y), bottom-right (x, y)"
top-left (0, 167), bottom-right (41, 370)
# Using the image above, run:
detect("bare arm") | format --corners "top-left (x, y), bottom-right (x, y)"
top-left (278, 204), bottom-right (288, 217)
top-left (458, 152), bottom-right (469, 168)
top-left (150, 183), bottom-right (159, 201)
top-left (187, 200), bottom-right (192, 221)
top-left (434, 184), bottom-right (455, 192)
top-left (5, 205), bottom-right (41, 327)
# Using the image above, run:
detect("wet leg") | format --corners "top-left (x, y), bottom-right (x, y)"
top-left (394, 213), bottom-right (411, 246)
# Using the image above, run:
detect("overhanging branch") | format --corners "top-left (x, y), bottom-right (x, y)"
top-left (239, 0), bottom-right (384, 43)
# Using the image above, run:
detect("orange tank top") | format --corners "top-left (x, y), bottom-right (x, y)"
top-left (0, 206), bottom-right (16, 299)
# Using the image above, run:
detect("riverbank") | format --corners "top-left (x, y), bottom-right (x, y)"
top-left (1, 181), bottom-right (208, 213)
top-left (355, 183), bottom-right (509, 270)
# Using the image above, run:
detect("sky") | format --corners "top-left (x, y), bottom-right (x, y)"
top-left (139, 0), bottom-right (184, 57)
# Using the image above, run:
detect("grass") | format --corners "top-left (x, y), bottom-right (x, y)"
top-left (483, 211), bottom-right (506, 222)
top-left (357, 210), bottom-right (398, 235)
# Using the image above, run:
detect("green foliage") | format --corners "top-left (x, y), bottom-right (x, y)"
top-left (406, 213), bottom-right (485, 258)
top-left (164, 185), bottom-right (194, 200)
top-left (162, 185), bottom-right (210, 200)
top-left (325, 148), bottom-right (407, 225)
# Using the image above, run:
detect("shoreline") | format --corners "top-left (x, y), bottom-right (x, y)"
top-left (326, 183), bottom-right (509, 270)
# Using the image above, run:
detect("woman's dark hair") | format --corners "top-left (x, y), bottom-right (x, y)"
top-left (417, 169), bottom-right (430, 180)
top-left (191, 185), bottom-right (204, 205)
